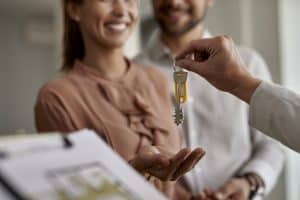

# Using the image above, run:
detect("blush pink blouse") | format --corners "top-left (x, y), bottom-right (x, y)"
top-left (35, 60), bottom-right (191, 199)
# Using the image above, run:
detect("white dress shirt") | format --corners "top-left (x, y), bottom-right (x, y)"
top-left (250, 81), bottom-right (300, 153)
top-left (134, 30), bottom-right (284, 196)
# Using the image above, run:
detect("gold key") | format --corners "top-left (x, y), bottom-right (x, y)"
top-left (173, 63), bottom-right (188, 126)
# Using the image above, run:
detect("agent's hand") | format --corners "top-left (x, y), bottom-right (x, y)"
top-left (193, 178), bottom-right (250, 200)
top-left (213, 177), bottom-right (251, 200)
top-left (192, 188), bottom-right (216, 200)
top-left (129, 146), bottom-right (205, 181)
top-left (192, 178), bottom-right (250, 200)
top-left (175, 36), bottom-right (262, 103)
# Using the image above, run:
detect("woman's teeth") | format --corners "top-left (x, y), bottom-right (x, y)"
top-left (106, 23), bottom-right (127, 32)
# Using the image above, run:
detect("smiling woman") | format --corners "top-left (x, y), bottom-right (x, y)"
top-left (61, 0), bottom-right (138, 71)
top-left (34, 0), bottom-right (205, 199)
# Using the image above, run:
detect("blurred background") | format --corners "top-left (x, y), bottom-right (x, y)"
top-left (0, 0), bottom-right (299, 199)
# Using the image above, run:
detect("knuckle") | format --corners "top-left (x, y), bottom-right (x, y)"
top-left (191, 39), bottom-right (202, 48)
top-left (223, 35), bottom-right (233, 41)
top-left (217, 35), bottom-right (231, 48)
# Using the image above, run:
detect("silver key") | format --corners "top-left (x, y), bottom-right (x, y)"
top-left (174, 102), bottom-right (184, 126)
top-left (173, 64), bottom-right (188, 126)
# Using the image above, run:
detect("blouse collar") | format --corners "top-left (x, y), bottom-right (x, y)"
top-left (72, 58), bottom-right (136, 84)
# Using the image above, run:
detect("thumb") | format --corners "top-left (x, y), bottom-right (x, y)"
top-left (175, 59), bottom-right (208, 76)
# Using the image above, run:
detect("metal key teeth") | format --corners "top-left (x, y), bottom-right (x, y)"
top-left (174, 107), bottom-right (184, 126)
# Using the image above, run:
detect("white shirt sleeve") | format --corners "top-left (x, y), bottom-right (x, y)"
top-left (249, 81), bottom-right (300, 153)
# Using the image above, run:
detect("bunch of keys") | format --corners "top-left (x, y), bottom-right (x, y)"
top-left (173, 62), bottom-right (188, 126)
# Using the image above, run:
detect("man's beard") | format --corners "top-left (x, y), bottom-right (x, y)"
top-left (156, 7), bottom-right (208, 37)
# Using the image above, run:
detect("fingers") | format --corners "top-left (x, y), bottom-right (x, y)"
top-left (172, 148), bottom-right (206, 180)
top-left (145, 145), bottom-right (161, 154)
top-left (175, 38), bottom-right (212, 60)
top-left (133, 147), bottom-right (206, 182)
top-left (168, 148), bottom-right (191, 175)
top-left (214, 183), bottom-right (234, 200)
top-left (211, 192), bottom-right (224, 200)
top-left (198, 191), bottom-right (207, 200)
top-left (175, 59), bottom-right (208, 75)
top-left (145, 148), bottom-right (190, 181)
top-left (171, 148), bottom-right (191, 163)
top-left (195, 188), bottom-right (215, 200)
top-left (154, 148), bottom-right (190, 180)
top-left (176, 35), bottom-right (234, 61)
top-left (156, 146), bottom-right (176, 158)
top-left (145, 153), bottom-right (170, 169)
top-left (130, 152), bottom-right (170, 172)
top-left (140, 146), bottom-right (171, 169)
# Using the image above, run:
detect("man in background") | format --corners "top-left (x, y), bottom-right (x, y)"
top-left (135, 0), bottom-right (284, 199)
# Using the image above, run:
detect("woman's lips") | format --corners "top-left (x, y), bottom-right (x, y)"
top-left (105, 22), bottom-right (129, 32)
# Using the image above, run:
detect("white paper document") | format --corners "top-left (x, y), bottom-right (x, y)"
top-left (0, 130), bottom-right (167, 200)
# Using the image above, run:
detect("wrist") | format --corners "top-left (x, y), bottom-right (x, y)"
top-left (231, 75), bottom-right (262, 104)
top-left (237, 173), bottom-right (265, 199)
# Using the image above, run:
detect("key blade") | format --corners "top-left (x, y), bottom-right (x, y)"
top-left (173, 103), bottom-right (184, 126)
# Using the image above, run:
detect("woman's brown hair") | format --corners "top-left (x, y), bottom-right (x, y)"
top-left (62, 0), bottom-right (84, 71)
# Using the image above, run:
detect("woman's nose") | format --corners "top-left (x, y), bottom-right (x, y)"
top-left (113, 0), bottom-right (127, 17)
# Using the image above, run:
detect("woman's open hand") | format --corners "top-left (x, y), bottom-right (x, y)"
top-left (129, 146), bottom-right (205, 181)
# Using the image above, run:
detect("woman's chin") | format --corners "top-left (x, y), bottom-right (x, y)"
top-left (100, 33), bottom-right (131, 49)
top-left (101, 39), bottom-right (127, 49)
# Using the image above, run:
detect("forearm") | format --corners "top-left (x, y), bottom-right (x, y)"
top-left (249, 81), bottom-right (300, 152)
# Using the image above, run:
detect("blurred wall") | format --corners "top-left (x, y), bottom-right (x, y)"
top-left (0, 9), bottom-right (56, 134)
top-left (279, 0), bottom-right (300, 199)
top-left (0, 0), bottom-right (141, 135)
top-left (206, 0), bottom-right (281, 83)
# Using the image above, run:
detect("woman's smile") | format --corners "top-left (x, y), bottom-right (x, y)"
top-left (104, 20), bottom-right (130, 33)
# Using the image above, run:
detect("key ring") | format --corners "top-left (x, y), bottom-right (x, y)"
top-left (173, 61), bottom-right (181, 72)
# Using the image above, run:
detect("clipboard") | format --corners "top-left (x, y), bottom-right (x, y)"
top-left (0, 129), bottom-right (167, 200)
